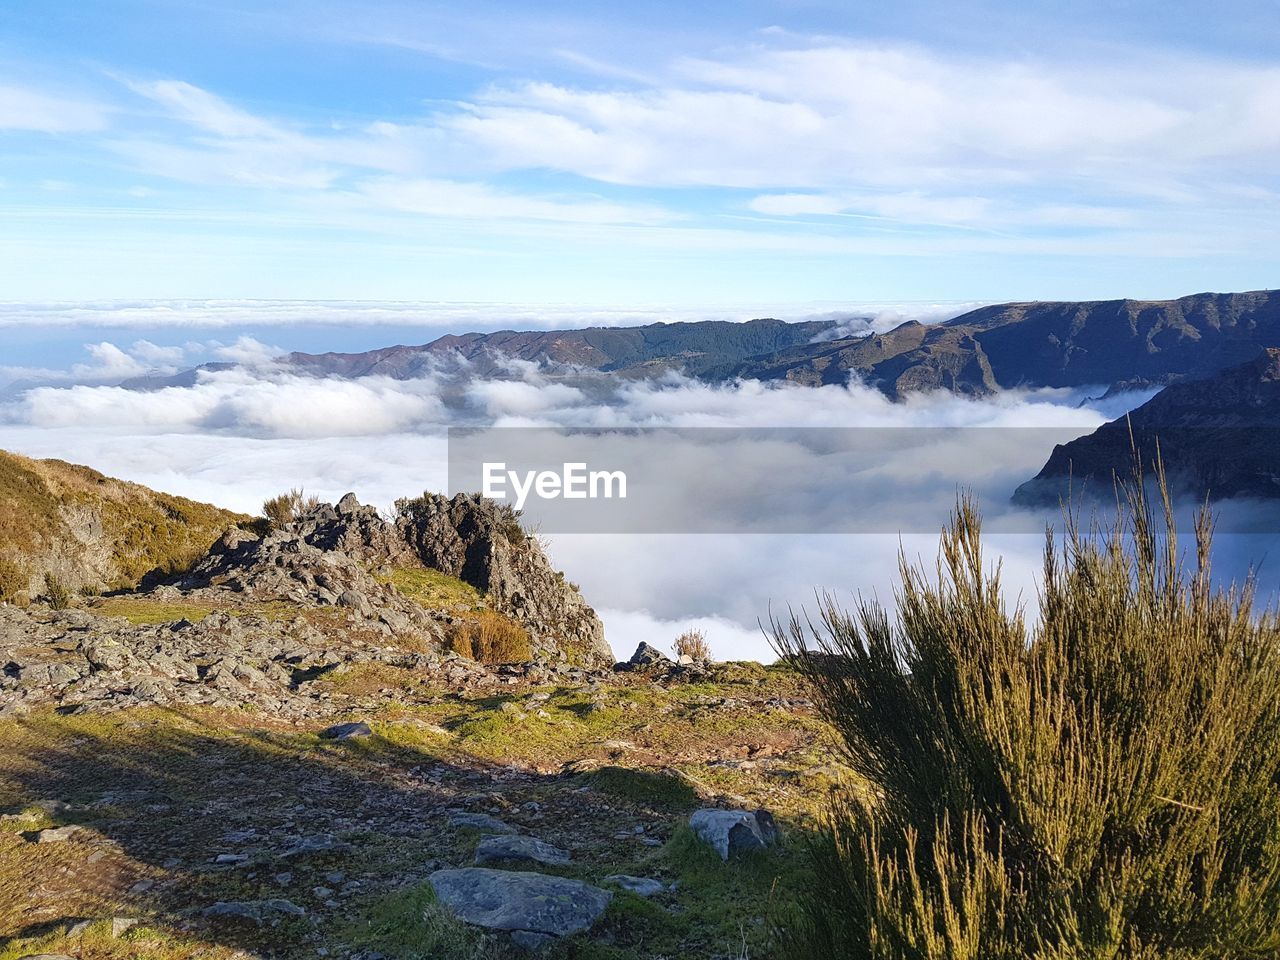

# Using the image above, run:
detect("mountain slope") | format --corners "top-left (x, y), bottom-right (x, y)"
top-left (732, 289), bottom-right (1280, 395)
top-left (284, 317), bottom-right (837, 379)
top-left (1014, 348), bottom-right (1280, 504)
top-left (0, 450), bottom-right (248, 598)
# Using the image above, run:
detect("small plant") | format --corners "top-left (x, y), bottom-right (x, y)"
top-left (42, 573), bottom-right (72, 610)
top-left (262, 488), bottom-right (320, 529)
top-left (448, 610), bottom-right (532, 664)
top-left (0, 556), bottom-right (27, 603)
top-left (673, 628), bottom-right (712, 662)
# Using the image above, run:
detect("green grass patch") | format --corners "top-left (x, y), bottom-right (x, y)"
top-left (587, 766), bottom-right (702, 811)
top-left (340, 883), bottom-right (507, 960)
top-left (96, 597), bottom-right (217, 625)
top-left (377, 566), bottom-right (483, 611)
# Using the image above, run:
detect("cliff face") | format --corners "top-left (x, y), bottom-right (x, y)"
top-left (1014, 348), bottom-right (1280, 505)
top-left (396, 493), bottom-right (611, 666)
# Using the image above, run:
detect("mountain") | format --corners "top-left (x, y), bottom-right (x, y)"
top-left (732, 289), bottom-right (1280, 396)
top-left (283, 317), bottom-right (837, 380)
top-left (1014, 348), bottom-right (1280, 505)
top-left (108, 289), bottom-right (1280, 399)
top-left (0, 449), bottom-right (248, 598)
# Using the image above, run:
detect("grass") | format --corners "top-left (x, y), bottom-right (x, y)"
top-left (586, 766), bottom-right (702, 811)
top-left (341, 885), bottom-right (505, 959)
top-left (376, 566), bottom-right (483, 611)
top-left (96, 597), bottom-right (219, 625)
top-left (0, 665), bottom-right (834, 960)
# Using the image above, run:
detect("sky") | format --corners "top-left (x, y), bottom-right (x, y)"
top-left (1, 0), bottom-right (1278, 308)
top-left (2, 0), bottom-right (1279, 660)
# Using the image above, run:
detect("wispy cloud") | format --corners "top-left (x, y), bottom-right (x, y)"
top-left (0, 84), bottom-right (109, 133)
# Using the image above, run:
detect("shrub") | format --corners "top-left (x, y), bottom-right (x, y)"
top-left (262, 488), bottom-right (320, 529)
top-left (42, 573), bottom-right (72, 610)
top-left (673, 628), bottom-right (712, 662)
top-left (448, 610), bottom-right (532, 664)
top-left (773, 478), bottom-right (1280, 959)
top-left (0, 556), bottom-right (27, 603)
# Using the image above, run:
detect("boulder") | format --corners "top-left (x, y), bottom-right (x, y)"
top-left (474, 834), bottom-right (570, 867)
top-left (621, 642), bottom-right (670, 670)
top-left (449, 812), bottom-right (517, 834)
top-left (429, 868), bottom-right (611, 937)
top-left (319, 721), bottom-right (372, 740)
top-left (688, 808), bottom-right (779, 860)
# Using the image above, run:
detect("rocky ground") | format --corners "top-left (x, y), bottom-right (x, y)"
top-left (0, 491), bottom-right (841, 959)
top-left (0, 656), bottom-right (836, 960)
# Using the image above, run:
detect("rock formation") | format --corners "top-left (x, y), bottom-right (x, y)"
top-left (396, 492), bottom-right (611, 665)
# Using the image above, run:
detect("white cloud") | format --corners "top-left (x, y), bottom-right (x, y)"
top-left (436, 43), bottom-right (1280, 201)
top-left (357, 176), bottom-right (680, 225)
top-left (210, 335), bottom-right (284, 366)
top-left (0, 85), bottom-right (108, 133)
top-left (131, 339), bottom-right (186, 365)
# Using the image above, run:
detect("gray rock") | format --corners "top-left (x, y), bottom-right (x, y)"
top-left (33, 825), bottom-right (82, 843)
top-left (110, 917), bottom-right (139, 938)
top-left (623, 642), bottom-right (670, 669)
top-left (203, 898), bottom-right (307, 921)
top-left (319, 721), bottom-right (372, 740)
top-left (510, 930), bottom-right (555, 950)
top-left (688, 808), bottom-right (780, 861)
top-left (17, 954), bottom-right (76, 960)
top-left (449, 812), bottom-right (517, 835)
top-left (430, 868), bottom-right (611, 937)
top-left (474, 834), bottom-right (570, 867)
top-left (603, 875), bottom-right (667, 897)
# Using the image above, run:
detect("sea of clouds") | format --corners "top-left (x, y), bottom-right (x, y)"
top-left (4, 319), bottom-right (1273, 662)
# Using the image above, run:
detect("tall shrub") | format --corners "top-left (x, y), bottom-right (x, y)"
top-left (773, 479), bottom-right (1280, 959)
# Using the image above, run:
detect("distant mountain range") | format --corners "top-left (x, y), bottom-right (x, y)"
top-left (122, 288), bottom-right (1280, 399)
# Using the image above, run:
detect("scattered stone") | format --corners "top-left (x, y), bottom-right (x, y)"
top-left (474, 834), bottom-right (570, 868)
top-left (448, 812), bottom-right (517, 834)
top-left (32, 825), bottom-right (81, 843)
top-left (688, 808), bottom-right (780, 861)
top-left (319, 721), bottom-right (372, 740)
top-left (203, 899), bottom-right (306, 921)
top-left (110, 917), bottom-right (139, 938)
top-left (213, 853), bottom-right (249, 864)
top-left (430, 868), bottom-right (611, 937)
top-left (604, 875), bottom-right (667, 897)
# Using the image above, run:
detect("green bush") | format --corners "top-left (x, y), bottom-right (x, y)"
top-left (42, 573), bottom-right (72, 610)
top-left (262, 488), bottom-right (320, 529)
top-left (774, 480), bottom-right (1280, 958)
top-left (0, 556), bottom-right (27, 602)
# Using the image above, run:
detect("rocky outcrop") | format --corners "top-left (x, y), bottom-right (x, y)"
top-left (172, 504), bottom-right (444, 647)
top-left (1015, 348), bottom-right (1280, 505)
top-left (0, 604), bottom-right (462, 717)
top-left (396, 493), bottom-right (611, 665)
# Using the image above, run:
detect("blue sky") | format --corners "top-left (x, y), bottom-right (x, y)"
top-left (2, 0), bottom-right (1279, 307)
